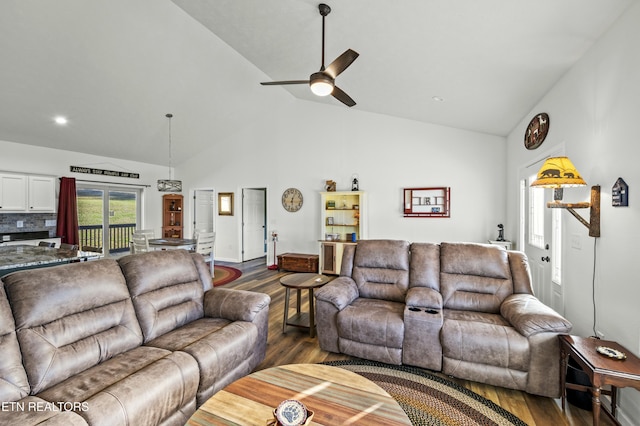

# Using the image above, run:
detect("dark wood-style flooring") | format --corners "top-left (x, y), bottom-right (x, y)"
top-left (220, 257), bottom-right (614, 426)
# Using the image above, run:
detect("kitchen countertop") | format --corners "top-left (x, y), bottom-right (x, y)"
top-left (0, 245), bottom-right (102, 275)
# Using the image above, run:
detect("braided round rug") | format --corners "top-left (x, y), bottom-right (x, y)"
top-left (323, 360), bottom-right (527, 426)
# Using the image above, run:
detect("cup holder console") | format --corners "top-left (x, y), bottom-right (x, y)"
top-left (407, 307), bottom-right (440, 314)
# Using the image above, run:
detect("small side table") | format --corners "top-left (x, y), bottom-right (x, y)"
top-left (280, 273), bottom-right (331, 338)
top-left (559, 335), bottom-right (640, 426)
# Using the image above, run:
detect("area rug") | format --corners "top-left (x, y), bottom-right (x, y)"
top-left (323, 360), bottom-right (527, 426)
top-left (212, 265), bottom-right (242, 287)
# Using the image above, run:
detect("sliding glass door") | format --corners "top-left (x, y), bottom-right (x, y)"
top-left (76, 184), bottom-right (142, 255)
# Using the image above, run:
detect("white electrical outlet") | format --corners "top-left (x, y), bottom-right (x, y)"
top-left (45, 219), bottom-right (56, 227)
top-left (17, 220), bottom-right (23, 228)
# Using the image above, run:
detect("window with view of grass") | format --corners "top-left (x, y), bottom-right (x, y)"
top-left (77, 186), bottom-right (141, 254)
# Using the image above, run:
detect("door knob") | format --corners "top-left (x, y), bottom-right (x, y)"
top-left (541, 256), bottom-right (550, 262)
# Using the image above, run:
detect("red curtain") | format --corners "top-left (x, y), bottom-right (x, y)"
top-left (56, 177), bottom-right (79, 245)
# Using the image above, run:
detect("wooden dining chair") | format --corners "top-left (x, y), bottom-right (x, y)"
top-left (195, 231), bottom-right (215, 275)
top-left (131, 232), bottom-right (150, 254)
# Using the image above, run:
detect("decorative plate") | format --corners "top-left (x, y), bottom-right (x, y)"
top-left (596, 346), bottom-right (627, 360)
top-left (524, 112), bottom-right (550, 150)
top-left (275, 399), bottom-right (307, 426)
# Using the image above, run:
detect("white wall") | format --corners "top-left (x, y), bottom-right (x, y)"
top-left (506, 3), bottom-right (640, 424)
top-left (178, 98), bottom-right (506, 262)
top-left (0, 139), bottom-right (170, 241)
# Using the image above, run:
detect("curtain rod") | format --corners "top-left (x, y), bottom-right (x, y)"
top-left (62, 178), bottom-right (151, 188)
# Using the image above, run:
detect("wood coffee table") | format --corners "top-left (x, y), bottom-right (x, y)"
top-left (187, 363), bottom-right (411, 425)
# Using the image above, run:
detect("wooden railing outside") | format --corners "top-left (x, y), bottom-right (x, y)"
top-left (79, 223), bottom-right (136, 253)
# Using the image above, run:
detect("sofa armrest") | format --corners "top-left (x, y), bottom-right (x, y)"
top-left (204, 288), bottom-right (271, 322)
top-left (314, 277), bottom-right (359, 310)
top-left (501, 294), bottom-right (572, 337)
top-left (406, 287), bottom-right (443, 309)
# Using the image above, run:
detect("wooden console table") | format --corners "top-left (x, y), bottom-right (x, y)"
top-left (559, 334), bottom-right (640, 425)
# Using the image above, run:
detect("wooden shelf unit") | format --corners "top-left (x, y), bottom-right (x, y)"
top-left (162, 194), bottom-right (183, 238)
top-left (403, 187), bottom-right (450, 218)
top-left (319, 191), bottom-right (367, 274)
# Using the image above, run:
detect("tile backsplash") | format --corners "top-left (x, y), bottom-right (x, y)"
top-left (0, 213), bottom-right (58, 237)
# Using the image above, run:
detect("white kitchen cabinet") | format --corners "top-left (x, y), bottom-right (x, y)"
top-left (0, 173), bottom-right (56, 213)
top-left (0, 173), bottom-right (28, 211)
top-left (28, 176), bottom-right (56, 212)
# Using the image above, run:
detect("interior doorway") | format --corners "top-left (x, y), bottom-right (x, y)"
top-left (193, 189), bottom-right (215, 236)
top-left (242, 188), bottom-right (267, 261)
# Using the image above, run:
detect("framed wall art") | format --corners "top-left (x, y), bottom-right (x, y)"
top-left (218, 192), bottom-right (234, 216)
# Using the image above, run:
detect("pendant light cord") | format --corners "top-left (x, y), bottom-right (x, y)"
top-left (166, 113), bottom-right (173, 180)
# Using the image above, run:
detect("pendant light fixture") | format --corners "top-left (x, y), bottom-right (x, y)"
top-left (157, 113), bottom-right (182, 192)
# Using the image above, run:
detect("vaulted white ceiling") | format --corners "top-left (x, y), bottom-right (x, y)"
top-left (0, 0), bottom-right (633, 166)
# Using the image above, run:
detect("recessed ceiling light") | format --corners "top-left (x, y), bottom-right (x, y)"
top-left (432, 96), bottom-right (445, 102)
top-left (54, 116), bottom-right (68, 125)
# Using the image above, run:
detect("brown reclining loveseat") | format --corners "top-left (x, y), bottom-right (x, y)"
top-left (315, 240), bottom-right (572, 397)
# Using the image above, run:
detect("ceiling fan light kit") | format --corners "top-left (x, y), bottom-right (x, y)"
top-left (260, 3), bottom-right (358, 107)
top-left (310, 72), bottom-right (334, 96)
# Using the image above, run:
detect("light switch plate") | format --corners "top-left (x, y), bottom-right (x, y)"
top-left (570, 234), bottom-right (581, 250)
top-left (17, 220), bottom-right (23, 228)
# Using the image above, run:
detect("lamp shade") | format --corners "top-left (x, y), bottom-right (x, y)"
top-left (530, 156), bottom-right (587, 188)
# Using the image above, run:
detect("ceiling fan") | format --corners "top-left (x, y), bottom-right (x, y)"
top-left (260, 3), bottom-right (359, 107)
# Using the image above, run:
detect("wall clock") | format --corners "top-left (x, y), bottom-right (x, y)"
top-left (524, 113), bottom-right (550, 150)
top-left (282, 188), bottom-right (303, 212)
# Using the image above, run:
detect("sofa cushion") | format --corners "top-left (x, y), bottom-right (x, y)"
top-left (440, 242), bottom-right (513, 313)
top-left (352, 240), bottom-right (410, 302)
top-left (0, 282), bottom-right (30, 402)
top-left (442, 309), bottom-right (530, 372)
top-left (118, 250), bottom-right (205, 342)
top-left (337, 298), bottom-right (405, 348)
top-left (39, 348), bottom-right (199, 426)
top-left (3, 260), bottom-right (143, 394)
top-left (146, 318), bottom-right (259, 405)
top-left (409, 242), bottom-right (440, 290)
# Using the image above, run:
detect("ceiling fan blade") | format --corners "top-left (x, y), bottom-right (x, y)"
top-left (260, 80), bottom-right (309, 86)
top-left (324, 49), bottom-right (359, 79)
top-left (332, 86), bottom-right (356, 107)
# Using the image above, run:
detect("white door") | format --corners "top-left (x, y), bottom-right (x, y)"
top-left (519, 159), bottom-right (563, 313)
top-left (242, 188), bottom-right (266, 261)
top-left (193, 189), bottom-right (214, 235)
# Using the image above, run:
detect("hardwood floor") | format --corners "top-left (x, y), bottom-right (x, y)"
top-left (221, 258), bottom-right (614, 426)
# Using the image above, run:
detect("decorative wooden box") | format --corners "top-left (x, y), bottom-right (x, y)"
top-left (277, 253), bottom-right (319, 273)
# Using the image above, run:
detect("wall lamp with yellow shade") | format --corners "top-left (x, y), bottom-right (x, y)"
top-left (530, 156), bottom-right (600, 237)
